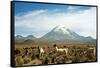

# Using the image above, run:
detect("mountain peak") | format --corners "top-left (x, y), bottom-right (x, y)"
top-left (53, 25), bottom-right (70, 34)
top-left (27, 35), bottom-right (35, 38)
top-left (54, 25), bottom-right (66, 29)
top-left (26, 35), bottom-right (36, 40)
top-left (16, 35), bottom-right (23, 38)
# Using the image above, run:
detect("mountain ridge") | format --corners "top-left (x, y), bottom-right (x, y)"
top-left (15, 25), bottom-right (96, 44)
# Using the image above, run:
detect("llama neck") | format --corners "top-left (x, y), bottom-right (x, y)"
top-left (56, 47), bottom-right (58, 50)
top-left (41, 48), bottom-right (43, 51)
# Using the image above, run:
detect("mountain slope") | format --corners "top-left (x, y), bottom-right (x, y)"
top-left (40, 25), bottom-right (95, 43)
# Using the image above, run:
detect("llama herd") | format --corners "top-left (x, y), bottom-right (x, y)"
top-left (15, 44), bottom-right (96, 66)
top-left (39, 46), bottom-right (69, 56)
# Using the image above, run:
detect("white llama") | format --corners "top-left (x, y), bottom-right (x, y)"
top-left (40, 48), bottom-right (44, 56)
top-left (55, 46), bottom-right (68, 55)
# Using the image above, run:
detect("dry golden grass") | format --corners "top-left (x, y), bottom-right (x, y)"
top-left (14, 43), bottom-right (96, 66)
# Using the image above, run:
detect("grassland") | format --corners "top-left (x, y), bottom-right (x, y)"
top-left (14, 43), bottom-right (96, 66)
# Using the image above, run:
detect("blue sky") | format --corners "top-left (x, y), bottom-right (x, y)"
top-left (14, 2), bottom-right (96, 38)
top-left (15, 2), bottom-right (91, 15)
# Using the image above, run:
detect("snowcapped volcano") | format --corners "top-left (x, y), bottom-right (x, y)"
top-left (40, 25), bottom-right (95, 43)
top-left (41, 25), bottom-right (80, 40)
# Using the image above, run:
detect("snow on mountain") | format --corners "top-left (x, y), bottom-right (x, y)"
top-left (42, 25), bottom-right (77, 40)
top-left (53, 25), bottom-right (70, 34)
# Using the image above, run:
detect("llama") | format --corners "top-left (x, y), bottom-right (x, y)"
top-left (55, 46), bottom-right (68, 55)
top-left (39, 48), bottom-right (45, 57)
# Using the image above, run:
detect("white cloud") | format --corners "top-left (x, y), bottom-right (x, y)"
top-left (15, 7), bottom-right (96, 39)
